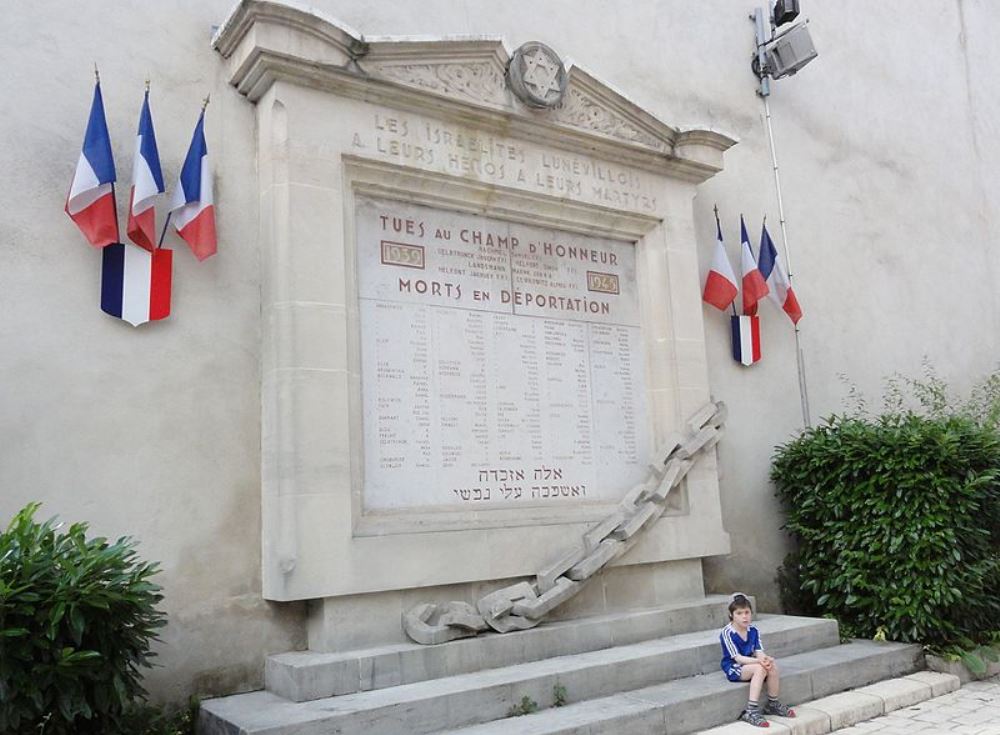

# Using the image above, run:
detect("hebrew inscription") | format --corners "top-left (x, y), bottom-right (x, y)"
top-left (358, 197), bottom-right (651, 511)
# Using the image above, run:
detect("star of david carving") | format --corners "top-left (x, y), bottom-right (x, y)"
top-left (521, 48), bottom-right (562, 97)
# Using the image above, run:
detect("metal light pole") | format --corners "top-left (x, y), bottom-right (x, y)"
top-left (751, 4), bottom-right (816, 428)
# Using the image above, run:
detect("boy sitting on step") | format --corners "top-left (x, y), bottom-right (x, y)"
top-left (719, 593), bottom-right (795, 728)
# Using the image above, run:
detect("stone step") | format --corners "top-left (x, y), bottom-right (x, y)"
top-left (199, 614), bottom-right (840, 734)
top-left (267, 595), bottom-right (748, 702)
top-left (436, 640), bottom-right (923, 735)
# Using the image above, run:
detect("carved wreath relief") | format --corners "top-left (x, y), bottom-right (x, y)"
top-left (506, 41), bottom-right (568, 109)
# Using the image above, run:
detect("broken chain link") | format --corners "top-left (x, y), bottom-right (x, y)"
top-left (403, 400), bottom-right (727, 644)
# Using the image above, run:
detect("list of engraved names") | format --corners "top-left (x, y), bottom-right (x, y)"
top-left (358, 197), bottom-right (650, 510)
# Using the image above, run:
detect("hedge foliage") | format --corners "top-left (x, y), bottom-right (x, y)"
top-left (0, 503), bottom-right (166, 734)
top-left (773, 396), bottom-right (1000, 649)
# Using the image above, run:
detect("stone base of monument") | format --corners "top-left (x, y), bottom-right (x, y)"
top-left (199, 595), bottom-right (922, 734)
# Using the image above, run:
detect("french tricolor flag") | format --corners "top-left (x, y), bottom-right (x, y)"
top-left (731, 314), bottom-right (761, 366)
top-left (740, 215), bottom-right (769, 316)
top-left (101, 243), bottom-right (172, 327)
top-left (758, 222), bottom-right (803, 325)
top-left (702, 217), bottom-right (738, 311)
top-left (65, 81), bottom-right (118, 248)
top-left (126, 89), bottom-right (165, 251)
top-left (169, 109), bottom-right (217, 261)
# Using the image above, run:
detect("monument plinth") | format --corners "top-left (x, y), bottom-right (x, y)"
top-left (214, 0), bottom-right (735, 650)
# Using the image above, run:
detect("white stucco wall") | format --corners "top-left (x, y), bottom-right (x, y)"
top-left (1, 0), bottom-right (997, 701)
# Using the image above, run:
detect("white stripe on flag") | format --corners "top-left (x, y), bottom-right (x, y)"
top-left (739, 317), bottom-right (754, 366)
top-left (121, 245), bottom-right (152, 326)
top-left (132, 139), bottom-right (160, 214)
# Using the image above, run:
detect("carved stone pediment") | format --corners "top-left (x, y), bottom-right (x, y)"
top-left (214, 0), bottom-right (736, 181)
top-left (546, 68), bottom-right (673, 153)
top-left (362, 38), bottom-right (510, 108)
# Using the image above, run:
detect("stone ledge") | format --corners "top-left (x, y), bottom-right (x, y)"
top-left (767, 707), bottom-right (831, 735)
top-left (925, 653), bottom-right (1000, 684)
top-left (902, 670), bottom-right (961, 696)
top-left (696, 673), bottom-right (960, 735)
top-left (805, 691), bottom-right (884, 730)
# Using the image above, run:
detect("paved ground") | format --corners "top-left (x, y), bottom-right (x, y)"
top-left (832, 675), bottom-right (1000, 734)
top-left (698, 673), bottom-right (1000, 734)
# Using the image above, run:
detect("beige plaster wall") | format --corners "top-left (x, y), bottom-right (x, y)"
top-left (1, 0), bottom-right (997, 701)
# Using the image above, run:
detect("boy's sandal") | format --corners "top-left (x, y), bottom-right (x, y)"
top-left (739, 708), bottom-right (770, 727)
top-left (763, 700), bottom-right (795, 717)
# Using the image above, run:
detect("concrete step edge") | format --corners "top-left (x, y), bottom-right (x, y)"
top-left (199, 634), bottom-right (901, 735)
top-left (270, 612), bottom-right (835, 703)
top-left (266, 595), bottom-right (750, 700)
top-left (427, 640), bottom-right (925, 735)
top-left (693, 670), bottom-right (962, 734)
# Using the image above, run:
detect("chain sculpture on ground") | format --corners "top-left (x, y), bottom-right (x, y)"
top-left (403, 400), bottom-right (728, 644)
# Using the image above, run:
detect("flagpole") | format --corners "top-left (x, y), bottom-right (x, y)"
top-left (762, 93), bottom-right (811, 427)
top-left (157, 213), bottom-right (172, 248)
top-left (158, 94), bottom-right (210, 249)
top-left (94, 63), bottom-right (123, 245)
top-left (714, 204), bottom-right (738, 316)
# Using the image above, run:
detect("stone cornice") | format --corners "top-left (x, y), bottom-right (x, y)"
top-left (213, 0), bottom-right (736, 183)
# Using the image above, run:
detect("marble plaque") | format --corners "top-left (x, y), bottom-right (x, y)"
top-left (358, 197), bottom-right (650, 511)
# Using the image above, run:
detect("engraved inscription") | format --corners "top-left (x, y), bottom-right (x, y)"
top-left (358, 198), bottom-right (651, 511)
top-left (587, 271), bottom-right (620, 295)
top-left (351, 111), bottom-right (660, 212)
top-left (381, 240), bottom-right (425, 269)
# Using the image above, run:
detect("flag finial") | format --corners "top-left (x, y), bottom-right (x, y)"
top-left (94, 63), bottom-right (100, 84)
top-left (202, 94), bottom-right (211, 111)
top-left (145, 77), bottom-right (151, 92)
top-left (713, 204), bottom-right (720, 220)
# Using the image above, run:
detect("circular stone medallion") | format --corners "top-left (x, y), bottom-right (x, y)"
top-left (506, 42), bottom-right (568, 109)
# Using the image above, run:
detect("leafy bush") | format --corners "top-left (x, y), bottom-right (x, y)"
top-left (119, 698), bottom-right (199, 735)
top-left (772, 411), bottom-right (1000, 648)
top-left (0, 503), bottom-right (166, 734)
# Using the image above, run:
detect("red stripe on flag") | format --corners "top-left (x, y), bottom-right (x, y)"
top-left (65, 193), bottom-right (118, 248)
top-left (149, 248), bottom-right (172, 321)
top-left (783, 288), bottom-right (803, 324)
top-left (703, 271), bottom-right (738, 311)
top-left (127, 188), bottom-right (157, 252)
top-left (177, 205), bottom-right (217, 261)
top-left (742, 270), bottom-right (769, 316)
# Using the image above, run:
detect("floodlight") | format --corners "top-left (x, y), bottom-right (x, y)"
top-left (763, 22), bottom-right (817, 79)
top-left (773, 0), bottom-right (800, 27)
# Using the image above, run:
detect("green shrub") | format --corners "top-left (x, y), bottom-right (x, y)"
top-left (119, 697), bottom-right (199, 735)
top-left (0, 503), bottom-right (166, 734)
top-left (772, 412), bottom-right (1000, 648)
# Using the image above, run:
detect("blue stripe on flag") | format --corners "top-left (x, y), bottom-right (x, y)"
top-left (758, 225), bottom-right (777, 280)
top-left (178, 112), bottom-right (208, 203)
top-left (101, 243), bottom-right (125, 317)
top-left (138, 92), bottom-right (165, 192)
top-left (730, 315), bottom-right (743, 363)
top-left (84, 83), bottom-right (116, 185)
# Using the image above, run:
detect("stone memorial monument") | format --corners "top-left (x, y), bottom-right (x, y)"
top-left (214, 0), bottom-right (736, 652)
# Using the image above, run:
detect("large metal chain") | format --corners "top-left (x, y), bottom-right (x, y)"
top-left (403, 400), bottom-right (727, 644)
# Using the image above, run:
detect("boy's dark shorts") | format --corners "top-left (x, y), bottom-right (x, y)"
top-left (724, 664), bottom-right (743, 682)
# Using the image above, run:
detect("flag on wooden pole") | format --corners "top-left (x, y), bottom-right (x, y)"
top-left (126, 86), bottom-right (165, 251)
top-left (169, 103), bottom-right (216, 260)
top-left (65, 76), bottom-right (118, 248)
top-left (740, 215), bottom-right (768, 316)
top-left (702, 211), bottom-right (738, 311)
top-left (758, 221), bottom-right (802, 324)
